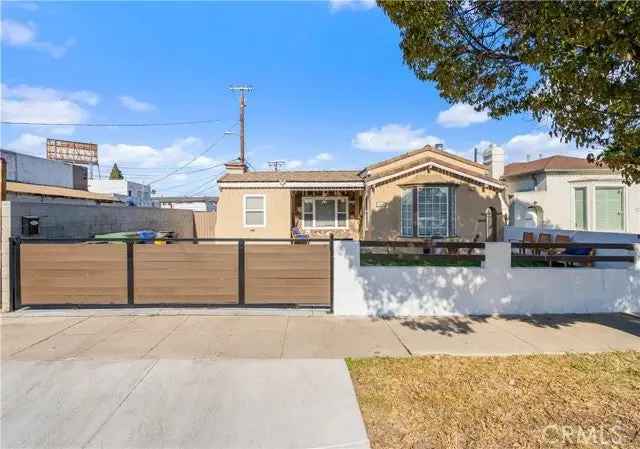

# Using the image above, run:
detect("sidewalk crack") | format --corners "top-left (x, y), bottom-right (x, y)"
top-left (384, 319), bottom-right (413, 356)
top-left (81, 359), bottom-right (159, 449)
top-left (9, 316), bottom-right (92, 357)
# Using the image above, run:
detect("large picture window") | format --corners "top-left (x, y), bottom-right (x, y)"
top-left (243, 194), bottom-right (265, 227)
top-left (400, 186), bottom-right (455, 238)
top-left (302, 197), bottom-right (348, 228)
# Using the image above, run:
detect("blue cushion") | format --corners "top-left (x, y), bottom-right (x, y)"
top-left (563, 247), bottom-right (592, 256)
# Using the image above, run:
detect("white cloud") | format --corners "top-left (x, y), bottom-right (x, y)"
top-left (0, 19), bottom-right (74, 58)
top-left (1, 84), bottom-right (100, 132)
top-left (100, 137), bottom-right (220, 172)
top-left (119, 95), bottom-right (156, 112)
top-left (476, 132), bottom-right (585, 163)
top-left (287, 160), bottom-right (304, 169)
top-left (307, 152), bottom-right (334, 166)
top-left (5, 133), bottom-right (47, 157)
top-left (353, 124), bottom-right (442, 152)
top-left (329, 0), bottom-right (376, 12)
top-left (437, 103), bottom-right (490, 128)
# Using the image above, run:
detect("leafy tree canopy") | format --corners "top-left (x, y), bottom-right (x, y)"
top-left (379, 0), bottom-right (640, 183)
top-left (109, 163), bottom-right (124, 180)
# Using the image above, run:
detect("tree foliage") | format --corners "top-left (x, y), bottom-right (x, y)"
top-left (379, 0), bottom-right (640, 183)
top-left (109, 163), bottom-right (124, 180)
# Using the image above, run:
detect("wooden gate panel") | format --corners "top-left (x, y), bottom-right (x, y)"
top-left (245, 244), bottom-right (330, 305)
top-left (20, 244), bottom-right (127, 305)
top-left (134, 244), bottom-right (237, 304)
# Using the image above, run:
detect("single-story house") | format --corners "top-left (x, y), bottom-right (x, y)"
top-left (215, 144), bottom-right (507, 241)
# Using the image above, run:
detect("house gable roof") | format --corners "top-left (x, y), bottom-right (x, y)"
top-left (361, 145), bottom-right (488, 174)
top-left (503, 155), bottom-right (610, 178)
top-left (218, 170), bottom-right (362, 183)
top-left (364, 157), bottom-right (504, 189)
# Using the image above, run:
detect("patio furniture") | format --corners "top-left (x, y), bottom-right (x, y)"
top-left (291, 226), bottom-right (310, 244)
top-left (520, 232), bottom-right (535, 254)
top-left (536, 233), bottom-right (552, 255)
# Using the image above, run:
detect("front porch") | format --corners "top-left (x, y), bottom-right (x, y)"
top-left (290, 190), bottom-right (363, 240)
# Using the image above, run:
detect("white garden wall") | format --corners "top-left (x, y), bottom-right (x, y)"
top-left (333, 241), bottom-right (640, 316)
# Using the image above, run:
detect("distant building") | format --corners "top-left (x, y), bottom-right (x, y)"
top-left (502, 155), bottom-right (640, 234)
top-left (152, 196), bottom-right (218, 212)
top-left (0, 149), bottom-right (120, 205)
top-left (88, 179), bottom-right (152, 207)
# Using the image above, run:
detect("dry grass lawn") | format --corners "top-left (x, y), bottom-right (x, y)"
top-left (347, 352), bottom-right (640, 449)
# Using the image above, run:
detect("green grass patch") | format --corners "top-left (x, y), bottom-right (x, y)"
top-left (360, 253), bottom-right (481, 267)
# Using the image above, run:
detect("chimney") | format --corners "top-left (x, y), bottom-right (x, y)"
top-left (434, 143), bottom-right (444, 150)
top-left (224, 159), bottom-right (247, 175)
top-left (483, 144), bottom-right (505, 179)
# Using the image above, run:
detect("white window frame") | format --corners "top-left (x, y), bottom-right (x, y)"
top-left (594, 185), bottom-right (626, 232)
top-left (417, 186), bottom-right (449, 238)
top-left (243, 194), bottom-right (266, 228)
top-left (302, 196), bottom-right (349, 229)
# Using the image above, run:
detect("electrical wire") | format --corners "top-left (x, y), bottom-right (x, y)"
top-left (1, 119), bottom-right (222, 127)
top-left (181, 169), bottom-right (226, 196)
top-left (148, 122), bottom-right (238, 185)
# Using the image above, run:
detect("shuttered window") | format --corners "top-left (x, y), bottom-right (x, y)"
top-left (574, 187), bottom-right (587, 230)
top-left (595, 187), bottom-right (624, 231)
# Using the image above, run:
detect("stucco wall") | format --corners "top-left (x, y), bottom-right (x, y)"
top-left (334, 241), bottom-right (640, 316)
top-left (365, 170), bottom-right (503, 241)
top-left (1, 150), bottom-right (72, 188)
top-left (215, 188), bottom-right (292, 239)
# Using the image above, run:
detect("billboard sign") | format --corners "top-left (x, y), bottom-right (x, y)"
top-left (46, 139), bottom-right (98, 165)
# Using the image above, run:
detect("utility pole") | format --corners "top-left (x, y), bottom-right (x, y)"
top-left (268, 160), bottom-right (287, 172)
top-left (229, 85), bottom-right (253, 165)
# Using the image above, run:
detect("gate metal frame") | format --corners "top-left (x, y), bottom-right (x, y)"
top-left (9, 236), bottom-right (335, 312)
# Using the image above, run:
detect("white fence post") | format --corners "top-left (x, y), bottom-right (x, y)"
top-left (484, 242), bottom-right (511, 272)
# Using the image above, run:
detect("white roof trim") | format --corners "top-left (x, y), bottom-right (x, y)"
top-left (365, 161), bottom-right (504, 189)
top-left (218, 181), bottom-right (364, 189)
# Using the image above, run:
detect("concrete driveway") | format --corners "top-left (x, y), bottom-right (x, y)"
top-left (2, 359), bottom-right (369, 449)
top-left (2, 311), bottom-right (639, 449)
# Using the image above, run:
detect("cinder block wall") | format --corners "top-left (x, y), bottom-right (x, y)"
top-left (6, 202), bottom-right (195, 239)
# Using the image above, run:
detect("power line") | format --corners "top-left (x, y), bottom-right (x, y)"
top-left (182, 169), bottom-right (226, 196)
top-left (1, 119), bottom-right (222, 127)
top-left (148, 122), bottom-right (238, 184)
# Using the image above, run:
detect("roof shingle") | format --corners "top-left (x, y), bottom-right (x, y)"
top-left (503, 155), bottom-right (609, 178)
top-left (218, 170), bottom-right (363, 183)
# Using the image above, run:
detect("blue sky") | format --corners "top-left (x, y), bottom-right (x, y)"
top-left (1, 0), bottom-right (581, 196)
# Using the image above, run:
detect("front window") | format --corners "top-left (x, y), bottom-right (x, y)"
top-left (244, 195), bottom-right (265, 227)
top-left (400, 186), bottom-right (455, 238)
top-left (595, 187), bottom-right (624, 231)
top-left (302, 197), bottom-right (348, 228)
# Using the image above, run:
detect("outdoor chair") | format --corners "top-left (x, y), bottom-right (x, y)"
top-left (291, 226), bottom-right (310, 244)
top-left (520, 232), bottom-right (535, 254)
top-left (536, 233), bottom-right (553, 256)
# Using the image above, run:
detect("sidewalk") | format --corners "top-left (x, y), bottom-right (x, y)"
top-left (2, 312), bottom-right (639, 360)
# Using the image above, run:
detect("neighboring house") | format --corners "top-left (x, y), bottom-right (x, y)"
top-left (0, 149), bottom-right (120, 206)
top-left (88, 179), bottom-right (152, 207)
top-left (215, 145), bottom-right (506, 241)
top-left (503, 155), bottom-right (640, 234)
top-left (152, 196), bottom-right (218, 212)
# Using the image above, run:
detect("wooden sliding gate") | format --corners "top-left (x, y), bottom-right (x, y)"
top-left (10, 238), bottom-right (333, 310)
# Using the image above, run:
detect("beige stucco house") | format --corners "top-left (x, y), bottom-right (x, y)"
top-left (215, 145), bottom-right (506, 241)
